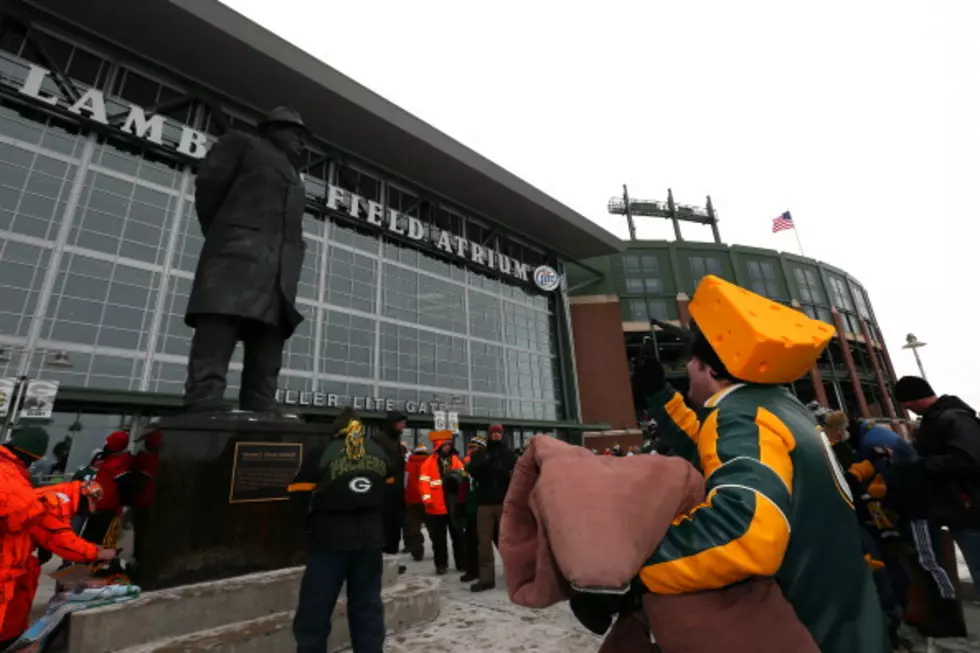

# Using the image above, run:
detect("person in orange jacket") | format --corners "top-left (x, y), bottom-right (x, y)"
top-left (403, 444), bottom-right (429, 561)
top-left (0, 426), bottom-right (49, 640)
top-left (418, 431), bottom-right (464, 575)
top-left (0, 481), bottom-right (118, 645)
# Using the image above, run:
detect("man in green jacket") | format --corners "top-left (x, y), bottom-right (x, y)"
top-left (632, 276), bottom-right (888, 653)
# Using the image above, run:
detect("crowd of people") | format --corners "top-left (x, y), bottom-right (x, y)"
top-left (806, 376), bottom-right (980, 647)
top-left (283, 321), bottom-right (979, 653)
top-left (287, 409), bottom-right (519, 652)
top-left (2, 297), bottom-right (976, 653)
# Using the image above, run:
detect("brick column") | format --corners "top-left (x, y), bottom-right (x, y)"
top-left (676, 293), bottom-right (691, 326)
top-left (809, 365), bottom-right (830, 407)
top-left (860, 318), bottom-right (896, 418)
top-left (866, 322), bottom-right (910, 420)
top-left (831, 309), bottom-right (871, 418)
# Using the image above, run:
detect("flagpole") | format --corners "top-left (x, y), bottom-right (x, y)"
top-left (793, 224), bottom-right (805, 257)
top-left (784, 210), bottom-right (805, 257)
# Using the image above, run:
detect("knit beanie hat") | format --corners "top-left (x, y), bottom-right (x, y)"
top-left (470, 435), bottom-right (487, 448)
top-left (105, 430), bottom-right (129, 453)
top-left (894, 376), bottom-right (934, 403)
top-left (386, 410), bottom-right (407, 424)
top-left (488, 424), bottom-right (504, 436)
top-left (805, 401), bottom-right (830, 425)
top-left (8, 425), bottom-right (49, 460)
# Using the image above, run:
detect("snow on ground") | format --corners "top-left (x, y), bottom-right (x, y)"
top-left (384, 545), bottom-right (602, 653)
top-left (383, 532), bottom-right (980, 653)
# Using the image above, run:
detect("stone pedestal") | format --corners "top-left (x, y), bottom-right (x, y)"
top-left (134, 413), bottom-right (324, 591)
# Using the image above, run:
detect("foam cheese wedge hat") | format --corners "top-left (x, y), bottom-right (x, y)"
top-left (689, 275), bottom-right (835, 384)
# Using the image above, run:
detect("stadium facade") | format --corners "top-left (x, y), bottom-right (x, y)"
top-left (567, 240), bottom-right (902, 432)
top-left (0, 0), bottom-right (622, 466)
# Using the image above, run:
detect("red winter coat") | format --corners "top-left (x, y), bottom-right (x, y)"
top-left (404, 453), bottom-right (428, 505)
top-left (94, 451), bottom-right (133, 513)
top-left (131, 450), bottom-right (159, 510)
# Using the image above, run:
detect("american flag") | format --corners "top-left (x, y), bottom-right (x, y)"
top-left (772, 211), bottom-right (794, 233)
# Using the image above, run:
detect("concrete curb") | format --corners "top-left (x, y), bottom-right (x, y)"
top-left (113, 577), bottom-right (441, 653)
top-left (69, 557), bottom-right (401, 652)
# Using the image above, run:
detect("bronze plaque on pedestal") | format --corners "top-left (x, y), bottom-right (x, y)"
top-left (229, 442), bottom-right (303, 504)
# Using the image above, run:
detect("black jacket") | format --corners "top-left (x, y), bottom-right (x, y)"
top-left (373, 425), bottom-right (405, 501)
top-left (908, 395), bottom-right (980, 528)
top-left (187, 131), bottom-right (306, 336)
top-left (469, 441), bottom-right (516, 506)
top-left (288, 435), bottom-right (391, 552)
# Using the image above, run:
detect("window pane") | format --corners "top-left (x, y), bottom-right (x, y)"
top-left (0, 144), bottom-right (76, 241)
top-left (629, 299), bottom-right (648, 321)
top-left (43, 253), bottom-right (158, 352)
top-left (647, 299), bottom-right (668, 320)
top-left (0, 240), bottom-right (50, 337)
top-left (326, 246), bottom-right (377, 314)
top-left (469, 290), bottom-right (502, 342)
top-left (643, 278), bottom-right (663, 293)
top-left (322, 310), bottom-right (375, 379)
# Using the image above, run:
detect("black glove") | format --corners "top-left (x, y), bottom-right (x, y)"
top-left (569, 590), bottom-right (640, 635)
top-left (570, 593), bottom-right (617, 635)
top-left (630, 345), bottom-right (666, 398)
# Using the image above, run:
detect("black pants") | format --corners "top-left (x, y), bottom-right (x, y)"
top-left (464, 511), bottom-right (479, 577)
top-left (382, 500), bottom-right (404, 555)
top-left (132, 507), bottom-right (151, 564)
top-left (425, 514), bottom-right (464, 572)
top-left (293, 548), bottom-right (385, 653)
top-left (184, 314), bottom-right (285, 412)
top-left (403, 503), bottom-right (425, 561)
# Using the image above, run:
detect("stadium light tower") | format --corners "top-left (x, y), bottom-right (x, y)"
top-left (902, 333), bottom-right (928, 379)
top-left (608, 186), bottom-right (722, 244)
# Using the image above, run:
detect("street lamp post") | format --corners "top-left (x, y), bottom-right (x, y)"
top-left (902, 333), bottom-right (928, 379)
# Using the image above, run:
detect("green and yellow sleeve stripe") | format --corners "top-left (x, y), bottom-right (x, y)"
top-left (644, 385), bottom-right (701, 465)
top-left (639, 406), bottom-right (796, 594)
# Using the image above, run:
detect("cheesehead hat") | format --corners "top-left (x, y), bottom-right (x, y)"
top-left (688, 275), bottom-right (835, 384)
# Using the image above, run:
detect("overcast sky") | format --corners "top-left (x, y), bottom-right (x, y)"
top-left (223, 0), bottom-right (980, 410)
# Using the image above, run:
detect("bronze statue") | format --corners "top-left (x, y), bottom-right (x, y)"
top-left (183, 107), bottom-right (308, 413)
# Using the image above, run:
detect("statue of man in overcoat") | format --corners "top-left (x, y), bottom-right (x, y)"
top-left (182, 107), bottom-right (309, 413)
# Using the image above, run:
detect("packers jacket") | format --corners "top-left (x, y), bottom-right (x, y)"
top-left (640, 383), bottom-right (888, 653)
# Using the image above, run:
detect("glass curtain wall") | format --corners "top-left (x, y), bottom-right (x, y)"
top-left (0, 33), bottom-right (563, 422)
